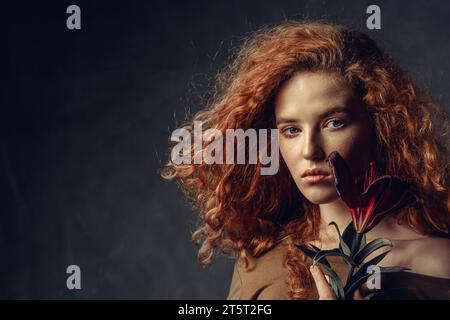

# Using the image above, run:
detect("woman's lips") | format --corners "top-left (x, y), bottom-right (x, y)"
top-left (302, 174), bottom-right (331, 184)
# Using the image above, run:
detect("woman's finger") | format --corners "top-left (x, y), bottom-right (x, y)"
top-left (353, 288), bottom-right (364, 300)
top-left (310, 264), bottom-right (336, 300)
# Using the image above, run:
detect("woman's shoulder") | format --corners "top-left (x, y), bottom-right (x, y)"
top-left (227, 241), bottom-right (291, 300)
top-left (407, 236), bottom-right (450, 278)
top-left (392, 235), bottom-right (450, 279)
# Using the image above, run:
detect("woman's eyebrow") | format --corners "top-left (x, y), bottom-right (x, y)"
top-left (275, 105), bottom-right (352, 126)
top-left (319, 105), bottom-right (353, 118)
top-left (275, 117), bottom-right (298, 126)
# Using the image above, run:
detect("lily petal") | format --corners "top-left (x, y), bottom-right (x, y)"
top-left (327, 151), bottom-right (360, 208)
top-left (359, 176), bottom-right (419, 232)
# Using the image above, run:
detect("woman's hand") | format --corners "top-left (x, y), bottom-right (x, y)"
top-left (310, 265), bottom-right (364, 300)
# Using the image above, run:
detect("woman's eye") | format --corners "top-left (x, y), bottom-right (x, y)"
top-left (281, 127), bottom-right (300, 137)
top-left (326, 119), bottom-right (347, 129)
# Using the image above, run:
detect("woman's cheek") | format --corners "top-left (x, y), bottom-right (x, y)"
top-left (279, 145), bottom-right (292, 169)
top-left (323, 133), bottom-right (351, 156)
top-left (279, 141), bottom-right (299, 173)
top-left (326, 129), bottom-right (372, 175)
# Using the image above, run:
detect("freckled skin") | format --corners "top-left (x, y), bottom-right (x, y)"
top-left (274, 71), bottom-right (374, 205)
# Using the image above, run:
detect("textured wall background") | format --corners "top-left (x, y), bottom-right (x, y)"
top-left (1, 0), bottom-right (449, 299)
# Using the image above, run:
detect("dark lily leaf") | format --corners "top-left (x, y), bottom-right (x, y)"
top-left (344, 272), bottom-right (373, 298)
top-left (294, 243), bottom-right (334, 269)
top-left (320, 263), bottom-right (345, 300)
top-left (294, 243), bottom-right (318, 261)
top-left (309, 243), bottom-right (322, 253)
top-left (363, 293), bottom-right (377, 300)
top-left (350, 232), bottom-right (365, 259)
top-left (308, 244), bottom-right (334, 268)
top-left (345, 265), bottom-right (408, 297)
top-left (328, 222), bottom-right (351, 256)
top-left (342, 222), bottom-right (356, 251)
top-left (358, 233), bottom-right (367, 252)
top-left (345, 250), bottom-right (391, 291)
top-left (353, 238), bottom-right (392, 265)
top-left (318, 257), bottom-right (332, 269)
top-left (364, 249), bottom-right (391, 267)
top-left (313, 249), bottom-right (353, 266)
top-left (379, 266), bottom-right (410, 273)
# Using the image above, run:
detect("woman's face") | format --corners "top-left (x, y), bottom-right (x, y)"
top-left (274, 71), bottom-right (374, 204)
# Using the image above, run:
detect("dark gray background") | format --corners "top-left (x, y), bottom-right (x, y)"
top-left (1, 0), bottom-right (449, 299)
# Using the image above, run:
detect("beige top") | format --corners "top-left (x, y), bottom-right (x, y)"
top-left (226, 241), bottom-right (291, 300)
top-left (226, 241), bottom-right (350, 300)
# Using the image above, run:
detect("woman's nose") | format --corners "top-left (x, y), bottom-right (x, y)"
top-left (302, 130), bottom-right (325, 161)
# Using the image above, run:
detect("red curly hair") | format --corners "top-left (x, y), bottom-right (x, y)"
top-left (160, 21), bottom-right (450, 299)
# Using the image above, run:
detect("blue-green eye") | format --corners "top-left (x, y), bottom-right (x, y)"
top-left (281, 127), bottom-right (300, 138)
top-left (286, 127), bottom-right (300, 134)
top-left (326, 119), bottom-right (347, 129)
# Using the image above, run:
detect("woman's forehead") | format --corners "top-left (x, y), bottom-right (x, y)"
top-left (274, 71), bottom-right (360, 121)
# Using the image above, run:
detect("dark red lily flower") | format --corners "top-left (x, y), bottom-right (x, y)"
top-left (326, 151), bottom-right (421, 234)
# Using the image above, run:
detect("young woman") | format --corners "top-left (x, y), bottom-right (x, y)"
top-left (161, 21), bottom-right (450, 299)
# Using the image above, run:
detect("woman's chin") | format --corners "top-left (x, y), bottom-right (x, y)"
top-left (301, 189), bottom-right (339, 205)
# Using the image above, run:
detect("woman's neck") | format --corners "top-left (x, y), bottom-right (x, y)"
top-left (318, 198), bottom-right (352, 235)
